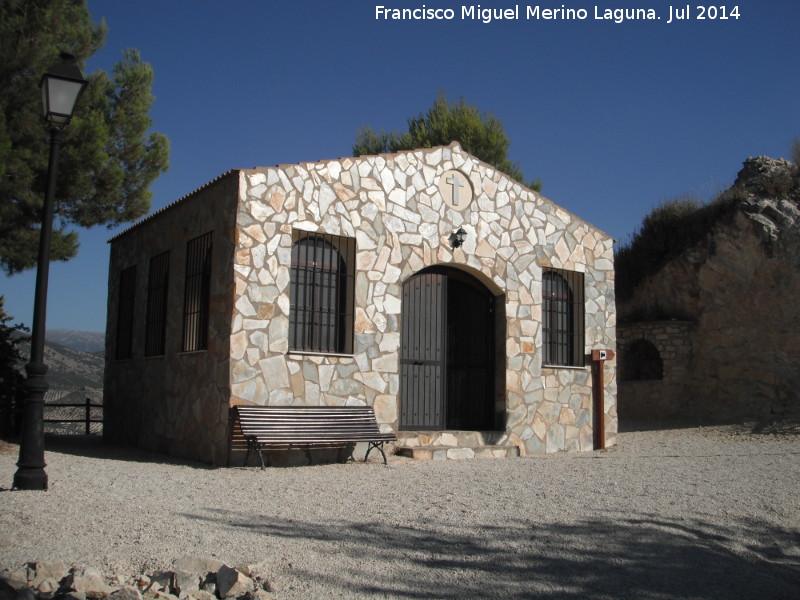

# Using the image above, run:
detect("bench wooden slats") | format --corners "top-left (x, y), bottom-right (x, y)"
top-left (235, 405), bottom-right (396, 468)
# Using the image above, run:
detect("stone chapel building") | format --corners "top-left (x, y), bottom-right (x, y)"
top-left (104, 142), bottom-right (617, 466)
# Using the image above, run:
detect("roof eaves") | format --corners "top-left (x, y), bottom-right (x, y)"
top-left (107, 169), bottom-right (239, 243)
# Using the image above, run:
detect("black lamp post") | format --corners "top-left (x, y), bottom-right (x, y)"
top-left (14, 54), bottom-right (87, 491)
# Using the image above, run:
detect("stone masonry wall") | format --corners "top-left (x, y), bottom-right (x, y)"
top-left (617, 321), bottom-right (692, 419)
top-left (104, 174), bottom-right (239, 465)
top-left (229, 143), bottom-right (616, 457)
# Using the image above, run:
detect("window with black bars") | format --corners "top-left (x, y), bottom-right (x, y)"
top-left (542, 268), bottom-right (585, 367)
top-left (145, 251), bottom-right (169, 357)
top-left (289, 230), bottom-right (355, 354)
top-left (182, 232), bottom-right (212, 352)
top-left (115, 266), bottom-right (136, 360)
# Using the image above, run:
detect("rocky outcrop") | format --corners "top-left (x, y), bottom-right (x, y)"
top-left (735, 156), bottom-right (799, 199)
top-left (0, 559), bottom-right (272, 600)
top-left (735, 156), bottom-right (800, 243)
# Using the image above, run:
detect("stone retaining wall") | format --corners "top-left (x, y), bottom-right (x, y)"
top-left (617, 321), bottom-right (692, 419)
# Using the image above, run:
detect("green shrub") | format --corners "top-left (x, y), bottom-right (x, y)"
top-left (615, 193), bottom-right (740, 300)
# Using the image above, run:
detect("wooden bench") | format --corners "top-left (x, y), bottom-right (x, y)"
top-left (235, 405), bottom-right (397, 469)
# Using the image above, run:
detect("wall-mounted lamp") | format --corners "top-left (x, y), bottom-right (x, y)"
top-left (449, 227), bottom-right (467, 249)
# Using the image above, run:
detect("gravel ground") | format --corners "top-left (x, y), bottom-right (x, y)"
top-left (1, 422), bottom-right (799, 599)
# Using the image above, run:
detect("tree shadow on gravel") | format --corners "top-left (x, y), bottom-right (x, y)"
top-left (182, 508), bottom-right (800, 599)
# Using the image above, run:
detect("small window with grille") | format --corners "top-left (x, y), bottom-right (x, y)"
top-left (145, 251), bottom-right (169, 357)
top-left (182, 232), bottom-right (212, 352)
top-left (289, 230), bottom-right (355, 354)
top-left (115, 266), bottom-right (136, 360)
top-left (542, 267), bottom-right (585, 367)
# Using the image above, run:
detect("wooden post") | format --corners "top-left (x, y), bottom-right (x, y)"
top-left (591, 349), bottom-right (615, 450)
top-left (593, 361), bottom-right (605, 450)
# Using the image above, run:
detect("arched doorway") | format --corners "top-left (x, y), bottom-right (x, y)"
top-left (620, 338), bottom-right (664, 381)
top-left (399, 266), bottom-right (497, 431)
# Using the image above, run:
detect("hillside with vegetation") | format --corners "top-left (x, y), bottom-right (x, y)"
top-left (15, 337), bottom-right (104, 390)
top-left (615, 148), bottom-right (800, 304)
top-left (47, 329), bottom-right (105, 354)
top-left (2, 332), bottom-right (103, 437)
top-left (615, 146), bottom-right (800, 423)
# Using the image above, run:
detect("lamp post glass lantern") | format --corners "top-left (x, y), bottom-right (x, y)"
top-left (41, 54), bottom-right (89, 127)
top-left (13, 54), bottom-right (87, 491)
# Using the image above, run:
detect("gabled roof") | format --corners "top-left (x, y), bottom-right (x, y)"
top-left (108, 142), bottom-right (610, 243)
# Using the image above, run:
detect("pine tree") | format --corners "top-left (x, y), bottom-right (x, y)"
top-left (0, 297), bottom-right (28, 436)
top-left (0, 0), bottom-right (169, 274)
top-left (353, 91), bottom-right (541, 191)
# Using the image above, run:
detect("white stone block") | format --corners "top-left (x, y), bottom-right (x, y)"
top-left (277, 295), bottom-right (290, 316)
top-left (425, 148), bottom-right (442, 165)
top-left (372, 352), bottom-right (398, 373)
top-left (235, 295), bottom-right (256, 317)
top-left (380, 168), bottom-right (395, 193)
top-left (383, 295), bottom-right (401, 314)
top-left (356, 230), bottom-right (378, 250)
top-left (243, 318), bottom-right (269, 330)
top-left (318, 365), bottom-right (335, 392)
top-left (327, 161), bottom-right (341, 180)
top-left (382, 214), bottom-right (404, 233)
top-left (268, 317), bottom-right (288, 353)
top-left (304, 381), bottom-right (320, 405)
top-left (258, 357), bottom-right (289, 393)
top-left (354, 371), bottom-right (387, 393)
top-left (447, 448), bottom-right (474, 460)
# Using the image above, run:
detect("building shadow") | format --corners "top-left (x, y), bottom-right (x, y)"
top-left (20, 433), bottom-right (217, 468)
top-left (618, 417), bottom-right (753, 434)
top-left (621, 416), bottom-right (800, 437)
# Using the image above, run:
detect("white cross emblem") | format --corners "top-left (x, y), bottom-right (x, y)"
top-left (446, 173), bottom-right (465, 208)
top-left (439, 170), bottom-right (472, 211)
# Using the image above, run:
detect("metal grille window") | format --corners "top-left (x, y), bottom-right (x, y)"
top-left (115, 266), bottom-right (136, 360)
top-left (182, 232), bottom-right (212, 352)
top-left (289, 230), bottom-right (355, 354)
top-left (145, 251), bottom-right (169, 357)
top-left (542, 268), bottom-right (585, 367)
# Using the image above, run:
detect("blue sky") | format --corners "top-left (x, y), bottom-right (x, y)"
top-left (2, 0), bottom-right (799, 333)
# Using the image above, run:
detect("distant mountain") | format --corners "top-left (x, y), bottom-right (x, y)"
top-left (47, 329), bottom-right (105, 354)
top-left (17, 339), bottom-right (104, 390)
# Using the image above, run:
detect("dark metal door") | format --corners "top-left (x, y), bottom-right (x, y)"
top-left (446, 278), bottom-right (494, 429)
top-left (400, 273), bottom-right (446, 429)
